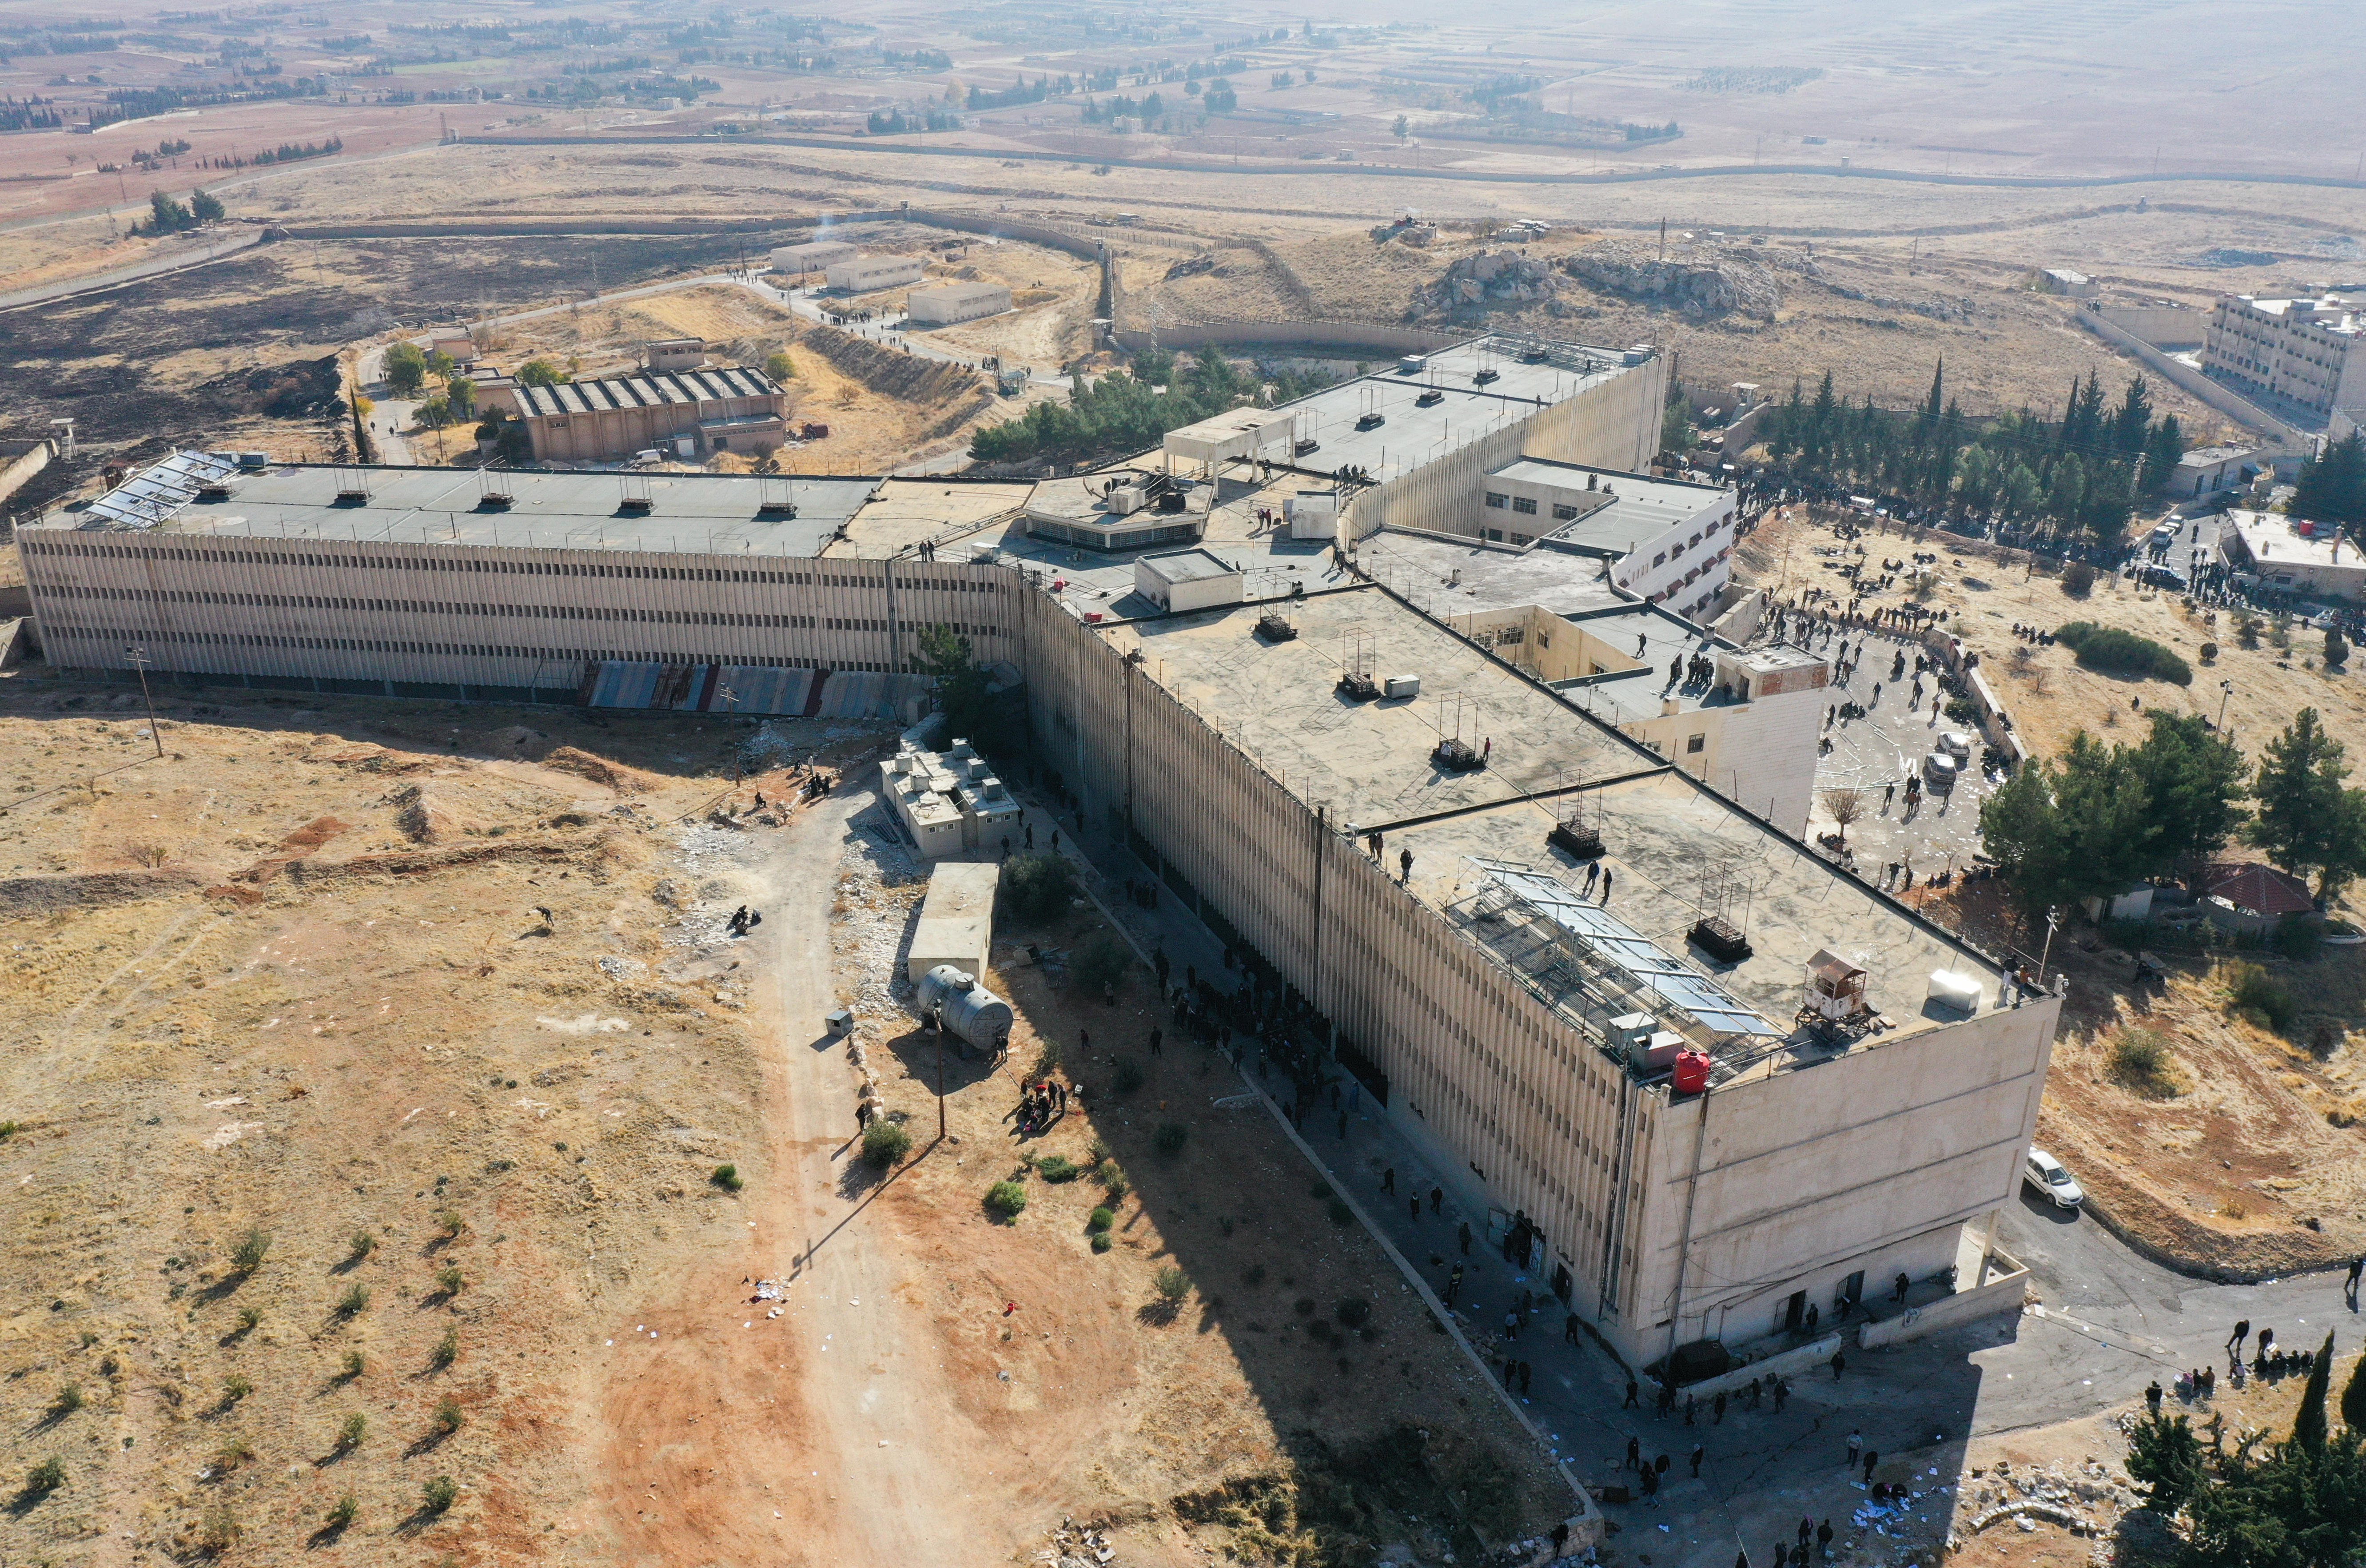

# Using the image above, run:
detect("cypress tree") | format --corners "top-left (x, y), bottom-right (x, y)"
top-left (2296, 1330), bottom-right (2335, 1450)
top-left (2342, 1345), bottom-right (2366, 1432)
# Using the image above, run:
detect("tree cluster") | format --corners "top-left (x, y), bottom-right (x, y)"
top-left (968, 349), bottom-right (1336, 466)
top-left (1081, 91), bottom-right (1165, 123)
top-left (2127, 1332), bottom-right (2366, 1568)
top-left (2290, 430), bottom-right (2366, 526)
top-left (1983, 706), bottom-right (2366, 926)
top-left (134, 187), bottom-right (223, 234)
top-left (1979, 712), bottom-right (2248, 924)
top-left (1755, 364), bottom-right (2186, 541)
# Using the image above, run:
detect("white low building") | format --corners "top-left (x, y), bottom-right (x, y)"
top-left (1161, 406), bottom-right (1302, 477)
top-left (2218, 509), bottom-right (2366, 600)
top-left (908, 860), bottom-right (999, 982)
top-left (907, 281), bottom-right (1012, 325)
top-left (881, 738), bottom-right (1022, 858)
top-left (772, 239), bottom-right (858, 274)
top-left (825, 255), bottom-right (926, 294)
top-left (1134, 549), bottom-right (1246, 615)
top-left (2172, 445), bottom-right (2258, 500)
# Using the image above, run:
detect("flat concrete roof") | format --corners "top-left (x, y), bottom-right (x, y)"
top-left (1143, 548), bottom-right (1240, 584)
top-left (1484, 458), bottom-right (1729, 555)
top-left (1102, 586), bottom-right (1647, 832)
top-left (40, 463), bottom-right (876, 557)
top-left (1354, 529), bottom-right (1630, 618)
top-left (1389, 771), bottom-right (2008, 1070)
top-left (1260, 336), bottom-right (1638, 483)
top-left (2228, 508), bottom-right (2365, 570)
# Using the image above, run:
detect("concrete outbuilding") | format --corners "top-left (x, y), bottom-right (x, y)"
top-left (908, 860), bottom-right (999, 983)
top-left (825, 255), bottom-right (926, 293)
top-left (771, 239), bottom-right (858, 275)
top-left (907, 281), bottom-right (1013, 325)
top-left (1134, 549), bottom-right (1245, 614)
top-left (1162, 406), bottom-right (1300, 477)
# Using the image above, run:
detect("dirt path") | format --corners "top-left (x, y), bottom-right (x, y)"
top-left (590, 787), bottom-right (984, 1566)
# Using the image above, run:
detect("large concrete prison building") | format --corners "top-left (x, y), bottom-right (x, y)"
top-left (19, 334), bottom-right (2057, 1373)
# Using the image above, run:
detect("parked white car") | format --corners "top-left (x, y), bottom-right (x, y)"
top-left (2024, 1147), bottom-right (2084, 1210)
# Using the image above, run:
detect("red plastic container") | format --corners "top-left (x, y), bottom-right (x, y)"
top-left (1673, 1049), bottom-right (1711, 1095)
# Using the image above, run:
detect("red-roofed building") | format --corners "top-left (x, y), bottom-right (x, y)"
top-left (2201, 861), bottom-right (2318, 933)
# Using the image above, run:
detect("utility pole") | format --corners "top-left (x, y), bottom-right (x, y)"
top-left (1658, 216), bottom-right (1667, 261)
top-left (123, 647), bottom-right (164, 756)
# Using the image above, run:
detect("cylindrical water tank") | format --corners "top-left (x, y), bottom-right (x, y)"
top-left (919, 963), bottom-right (1015, 1049)
top-left (1672, 1049), bottom-right (1712, 1096)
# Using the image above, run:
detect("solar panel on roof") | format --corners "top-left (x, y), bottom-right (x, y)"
top-left (1472, 857), bottom-right (1777, 1039)
top-left (87, 450), bottom-right (240, 529)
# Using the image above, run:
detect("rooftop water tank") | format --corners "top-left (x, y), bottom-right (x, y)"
top-left (1672, 1049), bottom-right (1711, 1095)
top-left (1927, 970), bottom-right (1981, 1012)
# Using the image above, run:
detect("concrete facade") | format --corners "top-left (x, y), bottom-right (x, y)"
top-left (1018, 585), bottom-right (2059, 1370)
top-left (2172, 445), bottom-right (2257, 500)
top-left (19, 330), bottom-right (2054, 1377)
top-left (2205, 294), bottom-right (2366, 420)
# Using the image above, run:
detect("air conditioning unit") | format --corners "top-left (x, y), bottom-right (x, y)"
top-left (1607, 1013), bottom-right (1655, 1055)
top-left (1383, 674), bottom-right (1420, 699)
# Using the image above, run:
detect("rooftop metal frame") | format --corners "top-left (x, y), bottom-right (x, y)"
top-left (1459, 856), bottom-right (1780, 1047)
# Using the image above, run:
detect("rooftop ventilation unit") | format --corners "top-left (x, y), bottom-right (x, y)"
top-left (1927, 970), bottom-right (1981, 1013)
top-left (1549, 817), bottom-right (1603, 860)
top-left (194, 479), bottom-right (232, 501)
top-left (1337, 630), bottom-right (1379, 700)
top-left (1688, 916), bottom-right (1752, 964)
top-left (331, 466), bottom-right (371, 505)
top-left (1472, 367), bottom-right (1499, 386)
top-left (476, 470), bottom-right (514, 509)
top-left (1256, 612), bottom-right (1298, 643)
top-left (1430, 692), bottom-right (1486, 771)
top-left (1414, 389), bottom-right (1444, 407)
top-left (757, 477), bottom-right (797, 516)
top-left (1355, 411), bottom-right (1386, 431)
top-left (617, 474), bottom-right (653, 515)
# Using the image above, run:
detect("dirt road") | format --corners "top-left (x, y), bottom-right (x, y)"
top-left (590, 787), bottom-right (982, 1566)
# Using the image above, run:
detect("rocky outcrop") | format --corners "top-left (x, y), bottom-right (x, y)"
top-left (1560, 243), bottom-right (1781, 320)
top-left (1409, 249), bottom-right (1559, 317)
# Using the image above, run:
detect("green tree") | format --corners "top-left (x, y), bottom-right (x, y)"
top-left (2291, 430), bottom-right (2366, 525)
top-left (2126, 1412), bottom-right (2205, 1512)
top-left (915, 623), bottom-right (1007, 751)
top-left (2245, 708), bottom-right (2364, 896)
top-left (189, 188), bottom-right (224, 223)
top-left (762, 350), bottom-right (794, 381)
top-left (2050, 731), bottom-right (2159, 897)
top-left (144, 190), bottom-right (193, 233)
top-left (1392, 113), bottom-right (1408, 141)
top-left (516, 357), bottom-right (567, 387)
top-left (2298, 1331), bottom-right (2337, 1451)
top-left (2342, 1349), bottom-right (2366, 1431)
top-left (2133, 712), bottom-right (2250, 879)
top-left (1978, 763), bottom-right (2069, 927)
top-left (384, 341), bottom-right (428, 397)
top-left (444, 375), bottom-right (476, 420)
top-left (2141, 413), bottom-right (2187, 493)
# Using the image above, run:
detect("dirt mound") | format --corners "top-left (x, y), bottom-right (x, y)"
top-left (392, 780), bottom-right (489, 844)
top-left (1561, 241), bottom-right (1783, 320)
top-left (540, 745), bottom-right (662, 795)
top-left (288, 829), bottom-right (613, 888)
top-left (0, 868), bottom-right (202, 913)
top-left (789, 320), bottom-right (976, 406)
top-left (1410, 248), bottom-right (1559, 318)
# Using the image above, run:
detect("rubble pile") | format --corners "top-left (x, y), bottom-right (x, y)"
top-left (1036, 1516), bottom-right (1119, 1567)
top-left (1410, 249), bottom-right (1560, 316)
top-left (1559, 242), bottom-right (1783, 320)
